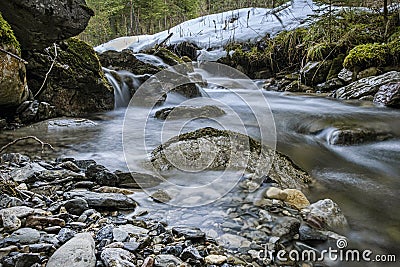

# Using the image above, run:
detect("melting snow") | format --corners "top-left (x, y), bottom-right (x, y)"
top-left (95, 0), bottom-right (327, 61)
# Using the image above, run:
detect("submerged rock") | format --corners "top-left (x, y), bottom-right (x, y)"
top-left (151, 127), bottom-right (311, 189)
top-left (327, 127), bottom-right (392, 145)
top-left (0, 0), bottom-right (93, 50)
top-left (25, 38), bottom-right (114, 116)
top-left (0, 14), bottom-right (29, 110)
top-left (155, 105), bottom-right (226, 120)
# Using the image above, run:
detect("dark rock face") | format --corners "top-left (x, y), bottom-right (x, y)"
top-left (300, 61), bottom-right (332, 86)
top-left (25, 38), bottom-right (114, 116)
top-left (0, 0), bottom-right (94, 51)
top-left (374, 82), bottom-right (400, 108)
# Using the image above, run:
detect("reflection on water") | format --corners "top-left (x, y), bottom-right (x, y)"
top-left (1, 89), bottom-right (400, 258)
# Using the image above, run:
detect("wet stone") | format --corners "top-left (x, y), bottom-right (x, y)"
top-left (172, 226), bottom-right (205, 240)
top-left (96, 225), bottom-right (114, 242)
top-left (64, 191), bottom-right (137, 210)
top-left (64, 197), bottom-right (89, 215)
top-left (57, 228), bottom-right (76, 244)
top-left (47, 233), bottom-right (96, 267)
top-left (86, 164), bottom-right (120, 187)
top-left (154, 254), bottom-right (183, 267)
top-left (100, 248), bottom-right (136, 267)
top-left (180, 245), bottom-right (203, 261)
top-left (10, 228), bottom-right (40, 244)
top-left (2, 253), bottom-right (41, 267)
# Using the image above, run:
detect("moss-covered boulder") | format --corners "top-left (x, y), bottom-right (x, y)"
top-left (343, 43), bottom-right (389, 73)
top-left (151, 127), bottom-right (311, 190)
top-left (0, 13), bottom-right (29, 111)
top-left (25, 38), bottom-right (114, 116)
top-left (0, 0), bottom-right (93, 50)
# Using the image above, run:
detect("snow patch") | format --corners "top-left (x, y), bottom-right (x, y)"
top-left (96, 0), bottom-right (326, 61)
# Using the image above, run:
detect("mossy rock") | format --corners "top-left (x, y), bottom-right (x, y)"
top-left (343, 43), bottom-right (389, 71)
top-left (0, 13), bottom-right (20, 53)
top-left (0, 13), bottom-right (29, 109)
top-left (25, 38), bottom-right (114, 116)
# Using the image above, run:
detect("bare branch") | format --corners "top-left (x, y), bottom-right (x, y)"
top-left (34, 43), bottom-right (58, 99)
top-left (0, 136), bottom-right (55, 154)
top-left (0, 47), bottom-right (28, 64)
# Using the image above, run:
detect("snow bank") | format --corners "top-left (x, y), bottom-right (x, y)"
top-left (96, 0), bottom-right (326, 60)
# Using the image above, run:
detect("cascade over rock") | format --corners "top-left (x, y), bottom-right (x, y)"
top-left (0, 0), bottom-right (94, 50)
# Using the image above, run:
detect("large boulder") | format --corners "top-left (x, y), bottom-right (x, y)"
top-left (150, 127), bottom-right (311, 189)
top-left (25, 38), bottom-right (114, 116)
top-left (0, 14), bottom-right (29, 110)
top-left (373, 82), bottom-right (400, 108)
top-left (0, 0), bottom-right (94, 50)
top-left (332, 71), bottom-right (400, 100)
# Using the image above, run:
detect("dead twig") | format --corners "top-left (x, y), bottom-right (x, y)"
top-left (0, 136), bottom-right (55, 154)
top-left (154, 33), bottom-right (173, 53)
top-left (0, 47), bottom-right (28, 64)
top-left (34, 43), bottom-right (58, 99)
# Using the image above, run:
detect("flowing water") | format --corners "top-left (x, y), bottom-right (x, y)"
top-left (1, 68), bottom-right (400, 264)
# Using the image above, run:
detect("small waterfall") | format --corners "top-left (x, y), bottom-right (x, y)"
top-left (103, 68), bottom-right (145, 109)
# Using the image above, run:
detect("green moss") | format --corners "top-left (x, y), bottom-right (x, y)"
top-left (59, 38), bottom-right (111, 91)
top-left (343, 43), bottom-right (389, 71)
top-left (153, 48), bottom-right (184, 66)
top-left (388, 27), bottom-right (400, 42)
top-left (0, 13), bottom-right (20, 53)
top-left (65, 38), bottom-right (101, 71)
